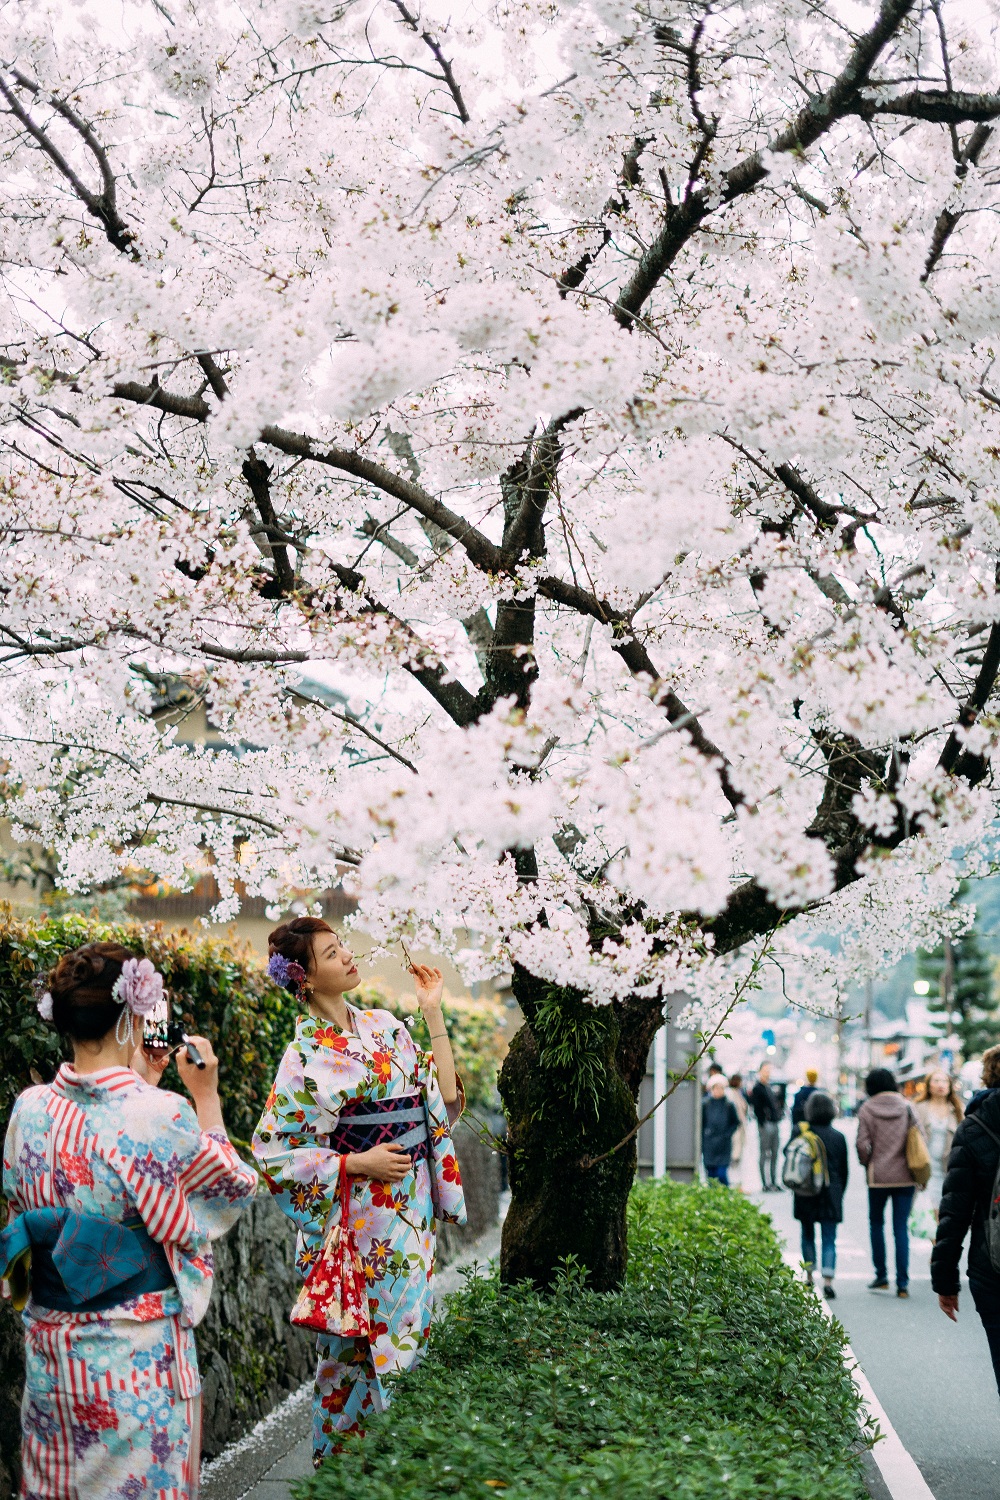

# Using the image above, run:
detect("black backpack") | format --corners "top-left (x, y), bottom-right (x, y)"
top-left (967, 1112), bottom-right (1000, 1276)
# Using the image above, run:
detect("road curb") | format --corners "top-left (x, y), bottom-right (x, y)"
top-left (814, 1293), bottom-right (936, 1500)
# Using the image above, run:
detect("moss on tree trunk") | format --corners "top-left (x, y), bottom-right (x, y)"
top-left (498, 967), bottom-right (640, 1292)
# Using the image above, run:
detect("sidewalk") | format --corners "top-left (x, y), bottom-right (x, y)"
top-left (202, 1221), bottom-right (503, 1500)
top-left (749, 1119), bottom-right (1000, 1500)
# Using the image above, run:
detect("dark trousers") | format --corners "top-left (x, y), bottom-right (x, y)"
top-left (758, 1121), bottom-right (780, 1187)
top-left (969, 1276), bottom-right (1000, 1398)
top-left (868, 1186), bottom-right (914, 1289)
top-left (705, 1163), bottom-right (729, 1185)
top-left (801, 1219), bottom-right (838, 1276)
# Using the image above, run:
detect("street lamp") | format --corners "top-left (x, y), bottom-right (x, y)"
top-left (913, 980), bottom-right (931, 996)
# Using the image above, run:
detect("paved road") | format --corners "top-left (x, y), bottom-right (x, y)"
top-left (746, 1118), bottom-right (1000, 1500)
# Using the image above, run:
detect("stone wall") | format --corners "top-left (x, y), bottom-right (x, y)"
top-left (0, 1124), bottom-right (500, 1494)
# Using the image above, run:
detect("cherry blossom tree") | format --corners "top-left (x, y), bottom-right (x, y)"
top-left (4, 0), bottom-right (1000, 1284)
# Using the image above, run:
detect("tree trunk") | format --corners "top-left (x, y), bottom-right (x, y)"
top-left (498, 966), bottom-right (651, 1292)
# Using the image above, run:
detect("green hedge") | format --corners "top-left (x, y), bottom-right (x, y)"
top-left (296, 1180), bottom-right (871, 1500)
top-left (0, 909), bottom-right (297, 1156)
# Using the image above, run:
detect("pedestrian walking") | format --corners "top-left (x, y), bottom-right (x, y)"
top-left (914, 1066), bottom-right (964, 1214)
top-left (932, 1046), bottom-right (1000, 1396)
top-left (856, 1067), bottom-right (923, 1298)
top-left (791, 1092), bottom-right (849, 1300)
top-left (702, 1074), bottom-right (740, 1185)
top-left (727, 1073), bottom-right (749, 1186)
top-left (750, 1062), bottom-right (783, 1191)
top-left (791, 1068), bottom-right (820, 1127)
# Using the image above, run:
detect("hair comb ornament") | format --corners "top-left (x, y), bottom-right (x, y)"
top-left (31, 976), bottom-right (53, 1022)
top-left (268, 952), bottom-right (308, 1000)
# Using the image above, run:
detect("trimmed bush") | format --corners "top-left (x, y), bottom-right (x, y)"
top-left (296, 1179), bottom-right (871, 1500)
top-left (0, 909), bottom-right (297, 1153)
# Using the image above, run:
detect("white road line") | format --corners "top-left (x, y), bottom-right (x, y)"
top-left (808, 1284), bottom-right (937, 1499)
top-left (845, 1340), bottom-right (937, 1500)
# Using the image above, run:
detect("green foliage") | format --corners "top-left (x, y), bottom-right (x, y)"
top-left (917, 885), bottom-right (1000, 1058)
top-left (295, 1180), bottom-right (870, 1500)
top-left (353, 982), bottom-right (507, 1112)
top-left (530, 981), bottom-right (614, 1121)
top-left (0, 908), bottom-right (298, 1158)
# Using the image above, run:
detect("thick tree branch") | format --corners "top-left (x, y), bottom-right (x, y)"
top-left (0, 69), bottom-right (136, 256)
top-left (938, 618), bottom-right (1000, 776)
top-left (852, 88), bottom-right (1000, 124)
top-left (614, 0), bottom-right (917, 326)
top-left (502, 408), bottom-right (585, 567)
top-left (922, 122), bottom-right (994, 280)
top-left (387, 0), bottom-right (471, 124)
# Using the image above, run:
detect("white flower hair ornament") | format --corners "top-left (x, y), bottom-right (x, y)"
top-left (112, 957), bottom-right (164, 1017)
top-left (36, 990), bottom-right (54, 1022)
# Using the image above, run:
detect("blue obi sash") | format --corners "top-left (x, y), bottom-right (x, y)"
top-left (330, 1091), bottom-right (430, 1164)
top-left (0, 1207), bottom-right (174, 1313)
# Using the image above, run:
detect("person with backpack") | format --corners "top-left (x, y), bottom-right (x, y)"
top-left (702, 1072), bottom-right (741, 1185)
top-left (785, 1091), bottom-right (849, 1300)
top-left (932, 1045), bottom-right (1000, 1395)
top-left (856, 1067), bottom-right (927, 1298)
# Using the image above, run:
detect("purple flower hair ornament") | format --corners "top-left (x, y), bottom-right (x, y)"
top-left (268, 952), bottom-right (307, 997)
top-left (112, 957), bottom-right (164, 1018)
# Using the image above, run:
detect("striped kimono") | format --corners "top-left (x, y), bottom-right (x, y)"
top-left (2, 1063), bottom-right (257, 1499)
top-left (252, 1006), bottom-right (466, 1460)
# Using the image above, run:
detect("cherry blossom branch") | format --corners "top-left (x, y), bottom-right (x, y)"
top-left (922, 122), bottom-right (994, 281)
top-left (614, 0), bottom-right (918, 326)
top-left (851, 88), bottom-right (1000, 124)
top-left (386, 0), bottom-right (471, 124)
top-left (0, 68), bottom-right (135, 256)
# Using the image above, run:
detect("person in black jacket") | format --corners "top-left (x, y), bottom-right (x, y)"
top-left (792, 1091), bottom-right (849, 1300)
top-left (791, 1069), bottom-right (820, 1127)
top-left (932, 1045), bottom-right (1000, 1394)
top-left (750, 1063), bottom-right (783, 1190)
top-left (702, 1073), bottom-right (740, 1185)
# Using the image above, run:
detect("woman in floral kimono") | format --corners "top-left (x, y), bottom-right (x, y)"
top-left (252, 917), bottom-right (466, 1464)
top-left (1, 942), bottom-right (257, 1499)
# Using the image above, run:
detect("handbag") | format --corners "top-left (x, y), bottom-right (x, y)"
top-left (905, 1111), bottom-right (932, 1189)
top-left (290, 1156), bottom-right (372, 1338)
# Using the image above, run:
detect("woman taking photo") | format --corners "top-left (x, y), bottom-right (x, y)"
top-left (1, 942), bottom-right (257, 1498)
top-left (252, 917), bottom-right (466, 1465)
top-left (914, 1066), bottom-right (964, 1215)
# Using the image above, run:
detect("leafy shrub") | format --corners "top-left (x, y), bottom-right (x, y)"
top-left (296, 1179), bottom-right (871, 1500)
top-left (0, 908), bottom-right (297, 1157)
top-left (353, 981), bottom-right (507, 1111)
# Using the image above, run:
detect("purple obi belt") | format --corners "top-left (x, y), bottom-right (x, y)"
top-left (330, 1092), bottom-right (429, 1164)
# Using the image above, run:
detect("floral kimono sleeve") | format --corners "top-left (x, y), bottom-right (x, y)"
top-left (393, 1023), bottom-right (467, 1228)
top-left (114, 1088), bottom-right (258, 1246)
top-left (251, 1042), bottom-right (344, 1252)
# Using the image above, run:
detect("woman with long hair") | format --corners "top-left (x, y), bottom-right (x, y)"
top-left (914, 1066), bottom-right (965, 1214)
top-left (1, 942), bottom-right (257, 1498)
top-left (251, 918), bottom-right (466, 1466)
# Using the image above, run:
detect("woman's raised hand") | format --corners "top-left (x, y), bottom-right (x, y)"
top-left (409, 963), bottom-right (444, 1015)
top-left (346, 1143), bottom-right (412, 1181)
top-left (131, 1042), bottom-right (171, 1087)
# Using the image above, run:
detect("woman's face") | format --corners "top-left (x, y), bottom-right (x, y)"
top-left (308, 931), bottom-right (360, 997)
top-left (928, 1071), bottom-right (951, 1100)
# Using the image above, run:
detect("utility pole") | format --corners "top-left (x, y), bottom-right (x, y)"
top-left (942, 937), bottom-right (955, 1041)
top-left (863, 976), bottom-right (873, 1073)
